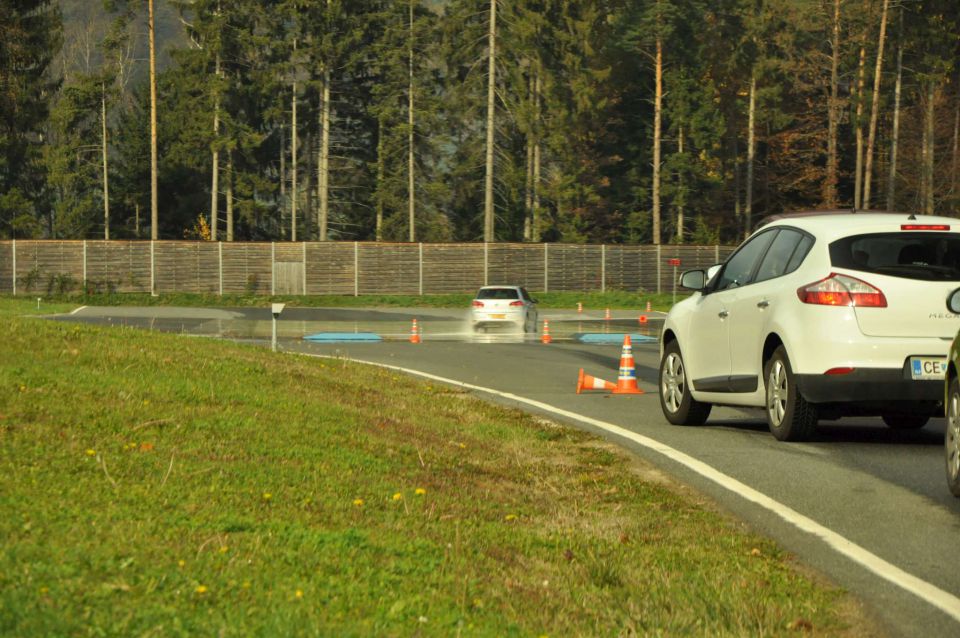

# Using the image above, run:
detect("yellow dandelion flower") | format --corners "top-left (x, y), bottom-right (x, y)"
top-left (218, 546), bottom-right (229, 554)
top-left (242, 580), bottom-right (251, 589)
top-left (39, 587), bottom-right (49, 595)
top-left (195, 585), bottom-right (208, 594)
top-left (392, 492), bottom-right (403, 501)
top-left (85, 449), bottom-right (96, 456)
top-left (415, 488), bottom-right (426, 496)
top-left (262, 492), bottom-right (272, 501)
top-left (458, 443), bottom-right (466, 449)
top-left (505, 514), bottom-right (517, 521)
top-left (19, 385), bottom-right (26, 392)
top-left (353, 498), bottom-right (364, 506)
top-left (295, 589), bottom-right (304, 599)
top-left (178, 559), bottom-right (186, 568)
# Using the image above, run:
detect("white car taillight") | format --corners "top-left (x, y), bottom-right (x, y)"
top-left (797, 273), bottom-right (887, 307)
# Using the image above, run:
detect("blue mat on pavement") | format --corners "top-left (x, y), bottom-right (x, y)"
top-left (303, 332), bottom-right (382, 343)
top-left (574, 333), bottom-right (658, 345)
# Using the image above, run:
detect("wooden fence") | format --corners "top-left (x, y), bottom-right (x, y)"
top-left (0, 240), bottom-right (735, 296)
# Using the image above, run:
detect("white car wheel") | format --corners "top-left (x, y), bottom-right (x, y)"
top-left (947, 377), bottom-right (960, 497)
top-left (764, 346), bottom-right (817, 442)
top-left (659, 341), bottom-right (711, 425)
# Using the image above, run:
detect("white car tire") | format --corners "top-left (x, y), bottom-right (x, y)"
top-left (765, 346), bottom-right (817, 442)
top-left (659, 341), bottom-right (712, 426)
top-left (946, 377), bottom-right (960, 497)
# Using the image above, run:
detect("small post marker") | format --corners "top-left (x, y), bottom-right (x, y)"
top-left (271, 303), bottom-right (285, 352)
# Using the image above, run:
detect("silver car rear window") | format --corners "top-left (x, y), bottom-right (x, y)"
top-left (829, 232), bottom-right (960, 281)
top-left (476, 288), bottom-right (520, 300)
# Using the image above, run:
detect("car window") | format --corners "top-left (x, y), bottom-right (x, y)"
top-left (520, 288), bottom-right (533, 302)
top-left (829, 232), bottom-right (960, 281)
top-left (476, 288), bottom-right (520, 300)
top-left (754, 229), bottom-right (807, 283)
top-left (714, 230), bottom-right (777, 291)
top-left (785, 234), bottom-right (814, 273)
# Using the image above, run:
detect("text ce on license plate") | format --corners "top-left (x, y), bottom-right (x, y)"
top-left (910, 356), bottom-right (948, 380)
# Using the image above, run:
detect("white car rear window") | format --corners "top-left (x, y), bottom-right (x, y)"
top-left (476, 288), bottom-right (520, 300)
top-left (830, 232), bottom-right (960, 281)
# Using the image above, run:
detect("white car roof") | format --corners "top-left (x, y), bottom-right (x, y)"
top-left (758, 212), bottom-right (960, 243)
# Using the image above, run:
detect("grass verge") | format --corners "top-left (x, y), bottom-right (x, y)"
top-left (1, 300), bottom-right (870, 636)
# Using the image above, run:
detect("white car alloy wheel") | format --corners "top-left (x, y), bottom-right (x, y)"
top-left (947, 378), bottom-right (960, 497)
top-left (658, 341), bottom-right (711, 426)
top-left (661, 351), bottom-right (685, 414)
top-left (766, 359), bottom-right (788, 427)
top-left (764, 346), bottom-right (817, 442)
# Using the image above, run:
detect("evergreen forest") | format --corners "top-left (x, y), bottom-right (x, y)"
top-left (1, 0), bottom-right (959, 245)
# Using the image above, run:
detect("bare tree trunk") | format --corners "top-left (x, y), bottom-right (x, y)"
top-left (886, 8), bottom-right (903, 211)
top-left (101, 82), bottom-right (110, 240)
top-left (826, 0), bottom-right (841, 207)
top-left (210, 52), bottom-right (220, 241)
top-left (318, 69), bottom-right (330, 241)
top-left (279, 124), bottom-right (285, 228)
top-left (148, 0), bottom-right (158, 240)
top-left (677, 125), bottom-right (684, 243)
top-left (652, 29), bottom-right (663, 245)
top-left (863, 0), bottom-right (889, 209)
top-left (952, 89), bottom-right (959, 199)
top-left (291, 77), bottom-right (298, 242)
top-left (226, 151), bottom-right (234, 241)
top-left (925, 82), bottom-right (936, 215)
top-left (376, 115), bottom-right (384, 241)
top-left (854, 24), bottom-right (867, 209)
top-left (483, 0), bottom-right (497, 242)
top-left (407, 0), bottom-right (416, 243)
top-left (745, 72), bottom-right (756, 238)
top-left (532, 68), bottom-right (541, 242)
top-left (523, 133), bottom-right (533, 241)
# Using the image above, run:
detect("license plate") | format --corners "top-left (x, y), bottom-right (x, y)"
top-left (910, 356), bottom-right (948, 380)
top-left (489, 313), bottom-right (506, 319)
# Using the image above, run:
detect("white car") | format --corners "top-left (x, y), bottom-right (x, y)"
top-left (470, 285), bottom-right (538, 333)
top-left (659, 211), bottom-right (960, 441)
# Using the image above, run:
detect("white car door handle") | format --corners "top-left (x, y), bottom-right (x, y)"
top-left (757, 300), bottom-right (770, 308)
top-left (718, 310), bottom-right (729, 318)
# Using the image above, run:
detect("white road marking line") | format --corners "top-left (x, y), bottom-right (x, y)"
top-left (70, 306), bottom-right (88, 315)
top-left (303, 353), bottom-right (960, 625)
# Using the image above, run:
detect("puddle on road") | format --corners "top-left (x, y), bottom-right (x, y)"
top-left (58, 314), bottom-right (662, 344)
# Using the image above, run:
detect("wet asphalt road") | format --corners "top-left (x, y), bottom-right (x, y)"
top-left (54, 305), bottom-right (960, 638)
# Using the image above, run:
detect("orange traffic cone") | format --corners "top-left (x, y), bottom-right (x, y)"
top-left (576, 368), bottom-right (616, 394)
top-left (604, 307), bottom-right (611, 320)
top-left (645, 301), bottom-right (652, 312)
top-left (541, 319), bottom-right (552, 344)
top-left (409, 318), bottom-right (421, 344)
top-left (613, 335), bottom-right (644, 394)
top-left (577, 302), bottom-right (583, 314)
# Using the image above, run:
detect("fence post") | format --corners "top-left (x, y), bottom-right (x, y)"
top-left (219, 242), bottom-right (224, 296)
top-left (11, 239), bottom-right (16, 296)
top-left (302, 242), bottom-right (307, 296)
top-left (419, 242), bottom-right (424, 296)
top-left (483, 242), bottom-right (488, 286)
top-left (656, 244), bottom-right (662, 294)
top-left (601, 244), bottom-right (606, 293)
top-left (544, 243), bottom-right (549, 292)
top-left (271, 242), bottom-right (276, 295)
top-left (715, 244), bottom-right (720, 264)
top-left (82, 240), bottom-right (87, 291)
top-left (150, 240), bottom-right (155, 296)
top-left (354, 241), bottom-right (359, 296)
